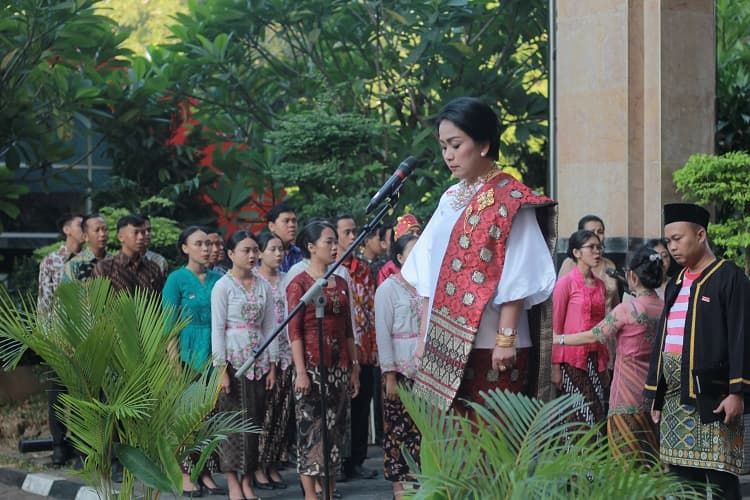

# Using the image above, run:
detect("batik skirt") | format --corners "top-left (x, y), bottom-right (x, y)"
top-left (660, 353), bottom-right (744, 475)
top-left (382, 374), bottom-right (421, 482)
top-left (559, 352), bottom-right (609, 437)
top-left (294, 365), bottom-right (350, 477)
top-left (607, 412), bottom-right (658, 466)
top-left (259, 365), bottom-right (294, 465)
top-left (216, 365), bottom-right (267, 474)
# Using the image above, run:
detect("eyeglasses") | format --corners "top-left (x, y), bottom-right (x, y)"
top-left (581, 244), bottom-right (603, 252)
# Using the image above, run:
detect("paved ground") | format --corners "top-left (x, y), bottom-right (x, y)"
top-left (0, 445), bottom-right (393, 499)
top-left (2, 445), bottom-right (750, 499)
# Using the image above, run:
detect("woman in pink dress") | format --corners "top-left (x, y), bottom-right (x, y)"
top-left (554, 245), bottom-right (663, 464)
top-left (552, 229), bottom-right (609, 432)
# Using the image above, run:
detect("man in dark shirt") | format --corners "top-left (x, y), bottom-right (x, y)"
top-left (93, 214), bottom-right (165, 294)
top-left (645, 203), bottom-right (750, 499)
top-left (267, 202), bottom-right (302, 272)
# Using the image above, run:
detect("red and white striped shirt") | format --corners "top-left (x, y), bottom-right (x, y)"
top-left (664, 270), bottom-right (700, 353)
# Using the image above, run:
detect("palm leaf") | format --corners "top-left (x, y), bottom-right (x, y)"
top-left (400, 388), bottom-right (703, 499)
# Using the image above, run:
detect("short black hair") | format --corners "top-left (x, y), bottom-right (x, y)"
top-left (577, 215), bottom-right (605, 231)
top-left (203, 226), bottom-right (221, 236)
top-left (628, 245), bottom-right (664, 289)
top-left (378, 221), bottom-right (393, 242)
top-left (333, 213), bottom-right (355, 227)
top-left (136, 213), bottom-right (151, 222)
top-left (81, 213), bottom-right (104, 233)
top-left (57, 213), bottom-right (83, 233)
top-left (267, 202), bottom-right (296, 224)
top-left (298, 221), bottom-right (337, 259)
top-left (566, 229), bottom-right (599, 262)
top-left (391, 234), bottom-right (418, 268)
top-left (434, 97), bottom-right (501, 160)
top-left (117, 214), bottom-right (146, 231)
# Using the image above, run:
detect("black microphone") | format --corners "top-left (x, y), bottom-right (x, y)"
top-left (605, 267), bottom-right (626, 284)
top-left (605, 267), bottom-right (630, 295)
top-left (365, 156), bottom-right (418, 214)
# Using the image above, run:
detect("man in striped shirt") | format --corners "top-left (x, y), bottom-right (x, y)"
top-left (645, 203), bottom-right (750, 500)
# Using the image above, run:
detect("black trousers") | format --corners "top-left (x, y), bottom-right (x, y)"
top-left (346, 364), bottom-right (375, 467)
top-left (670, 464), bottom-right (741, 500)
top-left (47, 376), bottom-right (67, 446)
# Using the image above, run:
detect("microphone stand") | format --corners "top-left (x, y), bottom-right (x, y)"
top-left (235, 191), bottom-right (402, 500)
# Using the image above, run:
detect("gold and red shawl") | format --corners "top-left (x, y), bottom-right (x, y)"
top-left (412, 173), bottom-right (557, 411)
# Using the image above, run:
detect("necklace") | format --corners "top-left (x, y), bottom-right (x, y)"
top-left (450, 167), bottom-right (502, 210)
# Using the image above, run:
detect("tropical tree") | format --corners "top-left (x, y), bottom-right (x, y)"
top-left (0, 279), bottom-right (251, 499)
top-left (674, 151), bottom-right (750, 275)
top-left (400, 388), bottom-right (700, 499)
top-left (716, 0), bottom-right (750, 153)
top-left (0, 0), bottom-right (130, 229)
top-left (162, 0), bottom-right (549, 222)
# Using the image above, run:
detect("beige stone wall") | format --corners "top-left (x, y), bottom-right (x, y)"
top-left (554, 0), bottom-right (714, 248)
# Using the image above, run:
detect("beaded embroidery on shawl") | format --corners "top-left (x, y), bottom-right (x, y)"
top-left (413, 173), bottom-right (555, 411)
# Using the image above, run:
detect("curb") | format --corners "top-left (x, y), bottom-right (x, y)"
top-left (0, 466), bottom-right (96, 499)
top-left (2, 464), bottom-right (750, 499)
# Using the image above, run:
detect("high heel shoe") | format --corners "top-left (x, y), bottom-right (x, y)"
top-left (197, 476), bottom-right (227, 496)
top-left (181, 486), bottom-right (203, 498)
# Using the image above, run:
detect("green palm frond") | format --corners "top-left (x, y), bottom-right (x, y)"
top-left (400, 388), bottom-right (702, 500)
top-left (0, 279), bottom-right (251, 499)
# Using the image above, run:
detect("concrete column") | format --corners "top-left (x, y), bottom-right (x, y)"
top-left (553, 0), bottom-right (715, 255)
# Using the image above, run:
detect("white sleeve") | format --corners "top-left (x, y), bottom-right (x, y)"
top-left (400, 216), bottom-right (436, 298)
top-left (494, 207), bottom-right (556, 308)
top-left (211, 278), bottom-right (229, 366)
top-left (401, 193), bottom-right (458, 297)
top-left (260, 280), bottom-right (279, 362)
top-left (374, 280), bottom-right (396, 372)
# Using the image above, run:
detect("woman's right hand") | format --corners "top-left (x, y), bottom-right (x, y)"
top-left (220, 371), bottom-right (231, 395)
top-left (651, 400), bottom-right (661, 424)
top-left (550, 363), bottom-right (562, 389)
top-left (295, 370), bottom-right (311, 396)
top-left (384, 372), bottom-right (399, 401)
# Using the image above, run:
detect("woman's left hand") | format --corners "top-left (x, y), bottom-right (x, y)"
top-left (492, 346), bottom-right (516, 372)
top-left (266, 365), bottom-right (276, 391)
top-left (349, 364), bottom-right (361, 398)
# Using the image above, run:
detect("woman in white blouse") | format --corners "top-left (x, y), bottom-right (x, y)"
top-left (400, 97), bottom-right (557, 415)
top-left (374, 233), bottom-right (421, 498)
top-left (211, 230), bottom-right (278, 500)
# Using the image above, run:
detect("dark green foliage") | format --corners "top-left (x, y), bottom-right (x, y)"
top-left (0, 0), bottom-right (130, 228)
top-left (675, 151), bottom-right (750, 274)
top-left (716, 0), bottom-right (750, 153)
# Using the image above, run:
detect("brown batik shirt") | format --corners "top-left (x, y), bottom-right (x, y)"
top-left (92, 251), bottom-right (165, 294)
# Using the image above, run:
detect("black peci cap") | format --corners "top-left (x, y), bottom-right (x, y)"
top-left (663, 203), bottom-right (710, 229)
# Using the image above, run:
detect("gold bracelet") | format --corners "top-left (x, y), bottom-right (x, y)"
top-left (495, 336), bottom-right (517, 348)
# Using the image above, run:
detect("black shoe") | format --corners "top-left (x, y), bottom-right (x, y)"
top-left (51, 444), bottom-right (69, 466)
top-left (197, 477), bottom-right (227, 495)
top-left (347, 464), bottom-right (377, 479)
top-left (269, 478), bottom-right (287, 489)
top-left (181, 486), bottom-right (203, 498)
top-left (253, 478), bottom-right (274, 490)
